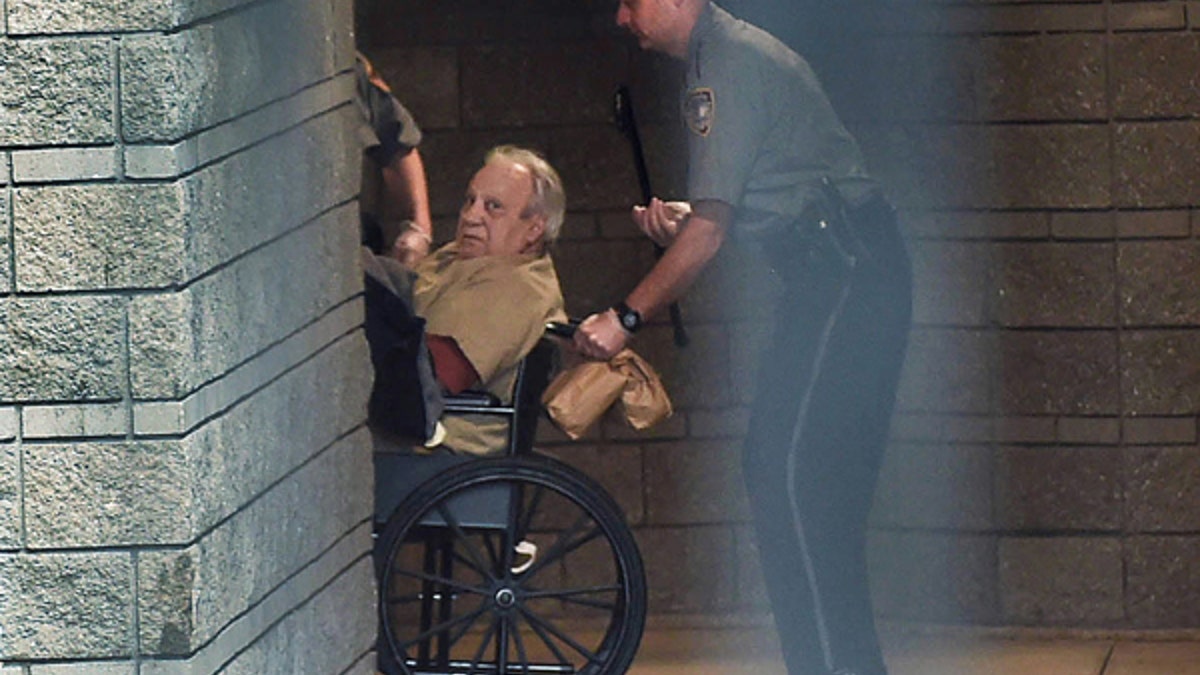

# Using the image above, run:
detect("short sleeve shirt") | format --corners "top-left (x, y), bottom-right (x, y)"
top-left (355, 53), bottom-right (422, 167)
top-left (684, 3), bottom-right (875, 236)
top-left (412, 243), bottom-right (567, 455)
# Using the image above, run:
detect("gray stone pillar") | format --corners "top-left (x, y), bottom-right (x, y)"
top-left (1, 0), bottom-right (375, 671)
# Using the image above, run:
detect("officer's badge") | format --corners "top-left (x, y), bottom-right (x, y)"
top-left (684, 87), bottom-right (714, 136)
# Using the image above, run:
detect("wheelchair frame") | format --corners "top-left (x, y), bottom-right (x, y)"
top-left (373, 330), bottom-right (647, 675)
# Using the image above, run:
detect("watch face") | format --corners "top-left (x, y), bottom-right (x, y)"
top-left (622, 314), bottom-right (638, 329)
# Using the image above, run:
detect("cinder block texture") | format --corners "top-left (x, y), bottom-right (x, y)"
top-left (7, 0), bottom-right (267, 34)
top-left (182, 108), bottom-right (359, 281)
top-left (1127, 536), bottom-right (1200, 627)
top-left (7, 0), bottom-right (173, 33)
top-left (636, 526), bottom-right (736, 614)
top-left (0, 38), bottom-right (114, 146)
top-left (13, 183), bottom-right (187, 291)
top-left (1119, 241), bottom-right (1200, 326)
top-left (24, 441), bottom-right (190, 548)
top-left (129, 204), bottom-right (360, 400)
top-left (138, 429), bottom-right (371, 654)
top-left (999, 537), bottom-right (1124, 625)
top-left (0, 552), bottom-right (133, 660)
top-left (215, 557), bottom-right (375, 675)
top-left (23, 402), bottom-right (126, 440)
top-left (1121, 330), bottom-right (1200, 416)
top-left (0, 296), bottom-right (125, 403)
top-left (119, 0), bottom-right (350, 142)
top-left (991, 242), bottom-right (1116, 327)
top-left (0, 192), bottom-right (10, 295)
top-left (897, 328), bottom-right (994, 414)
top-left (27, 661), bottom-right (135, 675)
top-left (1115, 122), bottom-right (1200, 208)
top-left (0, 442), bottom-right (17, 549)
top-left (976, 35), bottom-right (1106, 121)
top-left (858, 124), bottom-right (1111, 209)
top-left (549, 444), bottom-right (645, 526)
top-left (1113, 34), bottom-right (1200, 119)
top-left (1123, 416), bottom-right (1196, 447)
top-left (872, 443), bottom-right (993, 531)
top-left (998, 331), bottom-right (1118, 415)
top-left (1126, 446), bottom-right (1200, 532)
top-left (869, 531), bottom-right (999, 624)
top-left (368, 46), bottom-right (459, 131)
top-left (12, 147), bottom-right (118, 183)
top-left (840, 37), bottom-right (976, 123)
top-left (644, 441), bottom-right (749, 525)
top-left (182, 333), bottom-right (370, 533)
top-left (461, 40), bottom-right (626, 128)
top-left (995, 446), bottom-right (1123, 531)
top-left (910, 241), bottom-right (991, 327)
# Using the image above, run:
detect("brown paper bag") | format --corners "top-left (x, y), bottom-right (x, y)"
top-left (614, 350), bottom-right (673, 430)
top-left (542, 348), bottom-right (673, 439)
top-left (541, 358), bottom-right (626, 439)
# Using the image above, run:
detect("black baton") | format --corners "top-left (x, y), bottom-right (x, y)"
top-left (613, 84), bottom-right (689, 348)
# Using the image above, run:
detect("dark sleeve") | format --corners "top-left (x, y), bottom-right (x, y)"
top-left (356, 60), bottom-right (423, 166)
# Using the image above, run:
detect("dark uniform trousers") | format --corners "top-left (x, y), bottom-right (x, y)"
top-left (745, 195), bottom-right (912, 675)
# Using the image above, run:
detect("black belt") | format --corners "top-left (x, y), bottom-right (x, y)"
top-left (761, 188), bottom-right (897, 285)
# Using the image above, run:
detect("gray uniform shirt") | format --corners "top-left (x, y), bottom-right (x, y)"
top-left (684, 3), bottom-right (876, 238)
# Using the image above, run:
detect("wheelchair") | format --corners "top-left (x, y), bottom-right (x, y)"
top-left (372, 324), bottom-right (647, 675)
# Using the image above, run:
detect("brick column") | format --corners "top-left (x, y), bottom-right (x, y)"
top-left (1, 0), bottom-right (375, 671)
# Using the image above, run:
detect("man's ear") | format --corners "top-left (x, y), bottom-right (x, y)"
top-left (525, 216), bottom-right (547, 248)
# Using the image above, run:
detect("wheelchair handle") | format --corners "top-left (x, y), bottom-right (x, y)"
top-left (545, 319), bottom-right (579, 338)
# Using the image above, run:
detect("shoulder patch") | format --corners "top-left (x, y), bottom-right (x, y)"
top-left (684, 87), bottom-right (715, 137)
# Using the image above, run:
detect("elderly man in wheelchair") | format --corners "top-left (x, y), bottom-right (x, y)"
top-left (364, 145), bottom-right (646, 675)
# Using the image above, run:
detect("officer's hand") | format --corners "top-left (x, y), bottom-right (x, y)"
top-left (391, 225), bottom-right (432, 267)
top-left (573, 309), bottom-right (628, 361)
top-left (632, 198), bottom-right (690, 248)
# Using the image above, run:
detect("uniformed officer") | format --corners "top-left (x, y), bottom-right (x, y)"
top-left (356, 52), bottom-right (435, 266)
top-left (573, 2), bottom-right (912, 674)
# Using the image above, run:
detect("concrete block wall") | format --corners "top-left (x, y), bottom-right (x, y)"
top-left (360, 0), bottom-right (1200, 630)
top-left (1, 0), bottom-right (376, 671)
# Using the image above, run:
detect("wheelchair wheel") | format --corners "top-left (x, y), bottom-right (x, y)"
top-left (376, 454), bottom-right (646, 675)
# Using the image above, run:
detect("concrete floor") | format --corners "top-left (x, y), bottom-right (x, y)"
top-left (630, 619), bottom-right (1200, 675)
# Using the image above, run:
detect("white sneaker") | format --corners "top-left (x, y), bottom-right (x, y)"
top-left (511, 540), bottom-right (538, 574)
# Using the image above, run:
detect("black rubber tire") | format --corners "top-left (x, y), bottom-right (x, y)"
top-left (376, 454), bottom-right (646, 675)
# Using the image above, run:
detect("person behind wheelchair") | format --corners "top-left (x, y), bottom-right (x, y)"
top-left (363, 144), bottom-right (567, 457)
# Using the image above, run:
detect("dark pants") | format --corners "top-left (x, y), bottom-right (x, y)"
top-left (744, 196), bottom-right (912, 675)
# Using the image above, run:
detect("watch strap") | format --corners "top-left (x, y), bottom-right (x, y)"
top-left (612, 301), bottom-right (643, 334)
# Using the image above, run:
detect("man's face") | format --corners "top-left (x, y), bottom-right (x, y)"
top-left (616, 0), bottom-right (673, 53)
top-left (455, 159), bottom-right (545, 260)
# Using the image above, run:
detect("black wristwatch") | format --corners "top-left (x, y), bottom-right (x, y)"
top-left (612, 301), bottom-right (643, 334)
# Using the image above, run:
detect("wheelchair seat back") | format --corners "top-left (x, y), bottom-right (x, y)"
top-left (373, 335), bottom-right (561, 527)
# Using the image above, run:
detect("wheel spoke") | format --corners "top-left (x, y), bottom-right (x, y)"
top-left (522, 584), bottom-right (621, 600)
top-left (518, 606), bottom-right (571, 666)
top-left (516, 485), bottom-right (547, 542)
top-left (519, 605), bottom-right (600, 665)
top-left (522, 519), bottom-right (604, 579)
top-left (509, 613), bottom-right (531, 674)
top-left (444, 596), bottom-right (491, 653)
top-left (497, 610), bottom-right (511, 674)
top-left (436, 502), bottom-right (495, 582)
top-left (450, 545), bottom-right (493, 580)
top-left (392, 567), bottom-right (488, 596)
top-left (468, 615), bottom-right (499, 674)
top-left (397, 603), bottom-right (489, 652)
top-left (521, 582), bottom-right (620, 612)
top-left (481, 531), bottom-right (502, 573)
